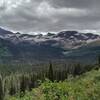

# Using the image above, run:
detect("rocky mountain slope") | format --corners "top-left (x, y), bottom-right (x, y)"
top-left (0, 27), bottom-right (100, 63)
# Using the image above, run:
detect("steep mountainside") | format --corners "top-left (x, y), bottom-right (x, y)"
top-left (0, 27), bottom-right (100, 63)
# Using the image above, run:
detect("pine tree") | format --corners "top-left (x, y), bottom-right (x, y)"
top-left (20, 75), bottom-right (27, 94)
top-left (73, 63), bottom-right (82, 77)
top-left (95, 56), bottom-right (100, 70)
top-left (9, 77), bottom-right (16, 96)
top-left (48, 62), bottom-right (54, 82)
top-left (98, 56), bottom-right (100, 66)
top-left (0, 75), bottom-right (4, 100)
top-left (29, 74), bottom-right (35, 91)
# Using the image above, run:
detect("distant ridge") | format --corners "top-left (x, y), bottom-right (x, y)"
top-left (0, 27), bottom-right (100, 63)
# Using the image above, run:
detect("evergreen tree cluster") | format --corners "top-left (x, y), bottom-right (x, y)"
top-left (0, 57), bottom-right (99, 100)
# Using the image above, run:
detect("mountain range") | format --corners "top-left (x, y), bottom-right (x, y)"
top-left (0, 27), bottom-right (100, 63)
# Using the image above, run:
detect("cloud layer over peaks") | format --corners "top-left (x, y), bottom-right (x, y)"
top-left (0, 0), bottom-right (100, 34)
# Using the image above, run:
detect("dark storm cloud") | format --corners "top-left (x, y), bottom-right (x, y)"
top-left (49, 0), bottom-right (99, 9)
top-left (0, 0), bottom-right (100, 34)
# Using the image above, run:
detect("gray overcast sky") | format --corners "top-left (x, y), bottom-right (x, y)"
top-left (0, 0), bottom-right (100, 34)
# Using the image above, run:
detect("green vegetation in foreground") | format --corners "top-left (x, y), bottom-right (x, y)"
top-left (8, 69), bottom-right (100, 100)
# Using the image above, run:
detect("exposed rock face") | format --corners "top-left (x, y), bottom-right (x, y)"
top-left (0, 27), bottom-right (100, 63)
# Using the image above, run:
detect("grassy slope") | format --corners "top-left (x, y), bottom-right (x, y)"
top-left (8, 69), bottom-right (100, 100)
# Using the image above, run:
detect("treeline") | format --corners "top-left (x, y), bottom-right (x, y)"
top-left (0, 57), bottom-right (100, 100)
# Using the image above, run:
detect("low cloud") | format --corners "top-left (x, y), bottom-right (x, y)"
top-left (0, 0), bottom-right (100, 34)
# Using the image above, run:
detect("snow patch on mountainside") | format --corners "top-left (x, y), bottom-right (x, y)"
top-left (0, 27), bottom-right (100, 49)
